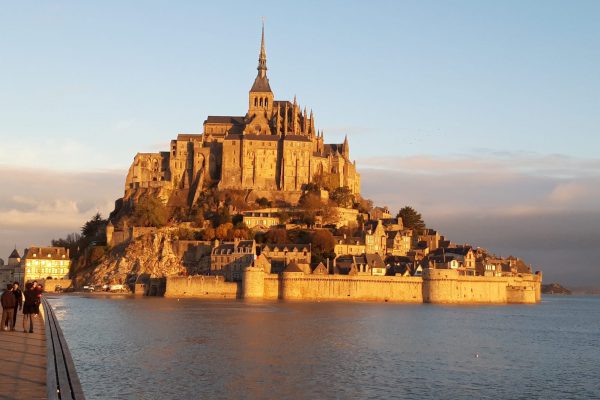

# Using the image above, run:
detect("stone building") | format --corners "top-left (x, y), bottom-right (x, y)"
top-left (260, 243), bottom-right (311, 274)
top-left (124, 25), bottom-right (360, 208)
top-left (210, 240), bottom-right (256, 282)
top-left (22, 246), bottom-right (70, 282)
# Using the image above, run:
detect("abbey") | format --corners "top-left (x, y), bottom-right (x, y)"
top-left (124, 25), bottom-right (360, 206)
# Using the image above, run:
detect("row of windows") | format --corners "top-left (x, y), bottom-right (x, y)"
top-left (254, 97), bottom-right (269, 107)
top-left (26, 260), bottom-right (68, 266)
top-left (26, 268), bottom-right (68, 275)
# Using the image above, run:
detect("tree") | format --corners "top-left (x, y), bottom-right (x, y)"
top-left (396, 206), bottom-right (425, 230)
top-left (310, 229), bottom-right (336, 264)
top-left (298, 192), bottom-right (321, 227)
top-left (355, 196), bottom-right (374, 213)
top-left (133, 196), bottom-right (169, 227)
top-left (81, 212), bottom-right (107, 240)
top-left (215, 222), bottom-right (234, 240)
top-left (255, 197), bottom-right (271, 208)
top-left (330, 186), bottom-right (354, 208)
top-left (200, 227), bottom-right (216, 241)
top-left (265, 228), bottom-right (288, 244)
top-left (311, 229), bottom-right (335, 255)
top-left (51, 232), bottom-right (83, 259)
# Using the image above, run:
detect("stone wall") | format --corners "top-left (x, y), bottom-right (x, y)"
top-left (41, 279), bottom-right (73, 293)
top-left (163, 269), bottom-right (541, 304)
top-left (164, 276), bottom-right (240, 299)
top-left (422, 269), bottom-right (541, 304)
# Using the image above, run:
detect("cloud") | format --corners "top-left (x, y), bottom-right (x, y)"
top-left (0, 166), bottom-right (123, 259)
top-left (358, 152), bottom-right (600, 287)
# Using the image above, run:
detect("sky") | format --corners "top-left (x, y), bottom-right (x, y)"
top-left (1, 1), bottom-right (599, 287)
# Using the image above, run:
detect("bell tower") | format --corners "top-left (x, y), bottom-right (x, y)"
top-left (248, 21), bottom-right (274, 124)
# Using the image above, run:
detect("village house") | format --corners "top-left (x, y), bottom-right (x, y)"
top-left (368, 206), bottom-right (391, 221)
top-left (386, 230), bottom-right (412, 256)
top-left (334, 253), bottom-right (386, 276)
top-left (242, 209), bottom-right (281, 230)
top-left (0, 249), bottom-right (25, 287)
top-left (260, 243), bottom-right (311, 274)
top-left (210, 239), bottom-right (256, 281)
top-left (365, 220), bottom-right (387, 255)
top-left (333, 234), bottom-right (366, 256)
top-left (22, 246), bottom-right (70, 282)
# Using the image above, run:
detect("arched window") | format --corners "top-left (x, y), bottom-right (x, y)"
top-left (260, 98), bottom-right (263, 107)
top-left (254, 97), bottom-right (258, 107)
top-left (265, 98), bottom-right (268, 107)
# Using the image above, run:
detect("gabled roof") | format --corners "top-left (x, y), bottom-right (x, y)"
top-left (204, 116), bottom-right (246, 125)
top-left (365, 253), bottom-right (385, 269)
top-left (250, 76), bottom-right (272, 92)
top-left (284, 261), bottom-right (304, 273)
top-left (9, 248), bottom-right (20, 259)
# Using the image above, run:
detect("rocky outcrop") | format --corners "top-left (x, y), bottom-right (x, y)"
top-left (76, 228), bottom-right (186, 286)
top-left (541, 283), bottom-right (572, 295)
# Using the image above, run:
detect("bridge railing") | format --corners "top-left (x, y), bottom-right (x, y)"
top-left (42, 297), bottom-right (86, 400)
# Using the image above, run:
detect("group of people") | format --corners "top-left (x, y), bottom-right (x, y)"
top-left (1, 281), bottom-right (43, 333)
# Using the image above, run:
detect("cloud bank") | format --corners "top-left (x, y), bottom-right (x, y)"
top-left (359, 151), bottom-right (600, 287)
top-left (1, 151), bottom-right (598, 288)
top-left (0, 166), bottom-right (123, 261)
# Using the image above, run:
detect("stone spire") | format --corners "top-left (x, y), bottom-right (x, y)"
top-left (250, 20), bottom-right (272, 93)
top-left (257, 19), bottom-right (267, 78)
top-left (343, 134), bottom-right (349, 158)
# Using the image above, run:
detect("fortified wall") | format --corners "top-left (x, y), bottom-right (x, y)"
top-left (165, 268), bottom-right (542, 304)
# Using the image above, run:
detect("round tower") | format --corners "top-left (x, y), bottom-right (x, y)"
top-left (242, 265), bottom-right (265, 299)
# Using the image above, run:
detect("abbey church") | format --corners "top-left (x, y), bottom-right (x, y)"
top-left (124, 25), bottom-right (360, 206)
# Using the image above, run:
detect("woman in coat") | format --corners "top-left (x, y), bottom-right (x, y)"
top-left (22, 282), bottom-right (38, 333)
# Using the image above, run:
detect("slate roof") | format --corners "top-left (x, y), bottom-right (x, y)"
top-left (250, 76), bottom-right (272, 92)
top-left (365, 253), bottom-right (385, 269)
top-left (204, 116), bottom-right (246, 125)
top-left (284, 261), bottom-right (304, 273)
top-left (9, 249), bottom-right (20, 259)
top-left (24, 247), bottom-right (68, 260)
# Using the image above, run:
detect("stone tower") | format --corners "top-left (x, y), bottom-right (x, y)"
top-left (245, 21), bottom-right (274, 135)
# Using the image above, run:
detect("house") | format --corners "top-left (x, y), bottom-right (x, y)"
top-left (334, 234), bottom-right (366, 256)
top-left (311, 262), bottom-right (328, 275)
top-left (242, 209), bottom-right (281, 230)
top-left (210, 239), bottom-right (256, 281)
top-left (260, 243), bottom-right (311, 274)
top-left (22, 246), bottom-right (70, 282)
top-left (365, 253), bottom-right (387, 276)
top-left (335, 253), bottom-right (386, 276)
top-left (386, 230), bottom-right (412, 256)
top-left (365, 220), bottom-right (387, 255)
top-left (0, 248), bottom-right (25, 287)
top-left (368, 206), bottom-right (391, 221)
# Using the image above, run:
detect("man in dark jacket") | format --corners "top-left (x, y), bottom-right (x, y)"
top-left (12, 282), bottom-right (22, 329)
top-left (1, 285), bottom-right (16, 331)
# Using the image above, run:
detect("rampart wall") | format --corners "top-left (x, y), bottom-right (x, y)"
top-left (164, 269), bottom-right (542, 304)
top-left (164, 276), bottom-right (240, 299)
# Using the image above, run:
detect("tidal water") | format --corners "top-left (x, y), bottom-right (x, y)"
top-left (47, 295), bottom-right (600, 400)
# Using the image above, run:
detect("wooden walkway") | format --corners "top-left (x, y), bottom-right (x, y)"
top-left (0, 312), bottom-right (47, 400)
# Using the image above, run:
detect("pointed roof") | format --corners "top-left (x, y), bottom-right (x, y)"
top-left (250, 21), bottom-right (272, 93)
top-left (284, 261), bottom-right (304, 273)
top-left (9, 248), bottom-right (20, 259)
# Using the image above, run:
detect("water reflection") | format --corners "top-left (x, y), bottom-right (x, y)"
top-left (48, 295), bottom-right (600, 399)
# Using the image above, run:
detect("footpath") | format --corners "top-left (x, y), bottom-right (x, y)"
top-left (0, 312), bottom-right (47, 399)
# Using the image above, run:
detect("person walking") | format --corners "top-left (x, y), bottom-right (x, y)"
top-left (1, 284), bottom-right (16, 331)
top-left (22, 282), bottom-right (38, 333)
top-left (12, 282), bottom-right (22, 329)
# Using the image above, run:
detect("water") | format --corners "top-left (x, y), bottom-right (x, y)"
top-left (47, 295), bottom-right (600, 400)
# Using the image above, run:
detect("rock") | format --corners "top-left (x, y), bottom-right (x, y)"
top-left (541, 283), bottom-right (572, 295)
top-left (75, 228), bottom-right (186, 285)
